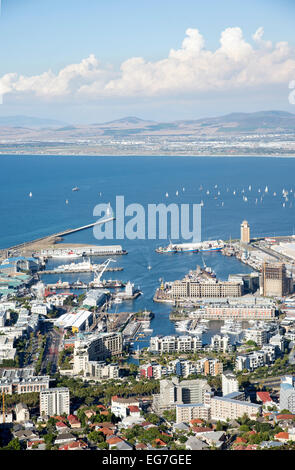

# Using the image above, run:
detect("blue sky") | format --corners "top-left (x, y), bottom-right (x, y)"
top-left (0, 0), bottom-right (295, 123)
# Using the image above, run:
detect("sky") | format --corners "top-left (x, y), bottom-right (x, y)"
top-left (0, 0), bottom-right (295, 123)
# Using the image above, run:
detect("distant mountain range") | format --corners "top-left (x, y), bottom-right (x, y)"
top-left (0, 110), bottom-right (295, 134)
top-left (0, 110), bottom-right (295, 157)
top-left (0, 115), bottom-right (66, 128)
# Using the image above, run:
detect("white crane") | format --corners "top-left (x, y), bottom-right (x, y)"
top-left (93, 258), bottom-right (116, 285)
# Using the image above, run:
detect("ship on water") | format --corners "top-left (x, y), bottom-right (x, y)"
top-left (156, 240), bottom-right (224, 254)
top-left (51, 250), bottom-right (81, 259)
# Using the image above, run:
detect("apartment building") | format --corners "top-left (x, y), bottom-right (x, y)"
top-left (222, 372), bottom-right (239, 397)
top-left (176, 403), bottom-right (211, 424)
top-left (208, 393), bottom-right (261, 421)
top-left (40, 388), bottom-right (70, 417)
top-left (0, 368), bottom-right (50, 394)
top-left (149, 335), bottom-right (202, 354)
top-left (152, 377), bottom-right (211, 414)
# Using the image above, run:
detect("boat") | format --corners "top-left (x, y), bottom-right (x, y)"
top-left (199, 240), bottom-right (224, 252)
top-left (156, 240), bottom-right (224, 254)
top-left (29, 192), bottom-right (32, 198)
top-left (156, 243), bottom-right (178, 254)
top-left (221, 320), bottom-right (243, 335)
top-left (51, 251), bottom-right (81, 259)
top-left (175, 320), bottom-right (191, 332)
top-left (113, 297), bottom-right (123, 304)
top-left (72, 187), bottom-right (80, 192)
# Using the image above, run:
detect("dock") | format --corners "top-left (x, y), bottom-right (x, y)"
top-left (39, 266), bottom-right (123, 274)
top-left (0, 217), bottom-right (116, 260)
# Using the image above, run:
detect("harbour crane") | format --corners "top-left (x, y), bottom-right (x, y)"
top-left (201, 254), bottom-right (207, 269)
top-left (92, 258), bottom-right (116, 286)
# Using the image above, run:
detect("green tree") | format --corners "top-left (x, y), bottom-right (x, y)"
top-left (5, 438), bottom-right (22, 451)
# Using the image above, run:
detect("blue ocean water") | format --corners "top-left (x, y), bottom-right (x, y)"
top-left (1, 154), bottom-right (295, 347)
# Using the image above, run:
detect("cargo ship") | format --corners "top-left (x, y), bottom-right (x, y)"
top-left (156, 240), bottom-right (224, 254)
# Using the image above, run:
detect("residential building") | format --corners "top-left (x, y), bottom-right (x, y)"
top-left (280, 376), bottom-right (295, 413)
top-left (152, 377), bottom-right (211, 414)
top-left (149, 335), bottom-right (202, 354)
top-left (208, 393), bottom-right (261, 421)
top-left (176, 403), bottom-right (211, 424)
top-left (40, 388), bottom-right (70, 417)
top-left (222, 372), bottom-right (239, 397)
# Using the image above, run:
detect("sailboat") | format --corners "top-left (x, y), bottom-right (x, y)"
top-left (29, 192), bottom-right (32, 198)
top-left (65, 199), bottom-right (69, 204)
top-left (265, 186), bottom-right (268, 193)
top-left (165, 192), bottom-right (169, 198)
top-left (176, 190), bottom-right (179, 196)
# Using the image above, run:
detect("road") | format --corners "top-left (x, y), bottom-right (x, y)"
top-left (41, 322), bottom-right (63, 374)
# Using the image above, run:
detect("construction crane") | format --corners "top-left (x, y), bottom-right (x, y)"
top-left (2, 392), bottom-right (5, 424)
top-left (92, 258), bottom-right (116, 286)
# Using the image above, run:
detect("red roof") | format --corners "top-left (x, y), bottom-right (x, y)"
top-left (56, 421), bottom-right (68, 428)
top-left (276, 414), bottom-right (295, 420)
top-left (256, 391), bottom-right (272, 404)
top-left (97, 405), bottom-right (106, 410)
top-left (275, 432), bottom-right (289, 440)
top-left (235, 437), bottom-right (247, 444)
top-left (190, 418), bottom-right (204, 425)
top-left (193, 426), bottom-right (212, 433)
top-left (153, 439), bottom-right (167, 447)
top-left (107, 437), bottom-right (123, 445)
top-left (136, 443), bottom-right (148, 449)
top-left (68, 414), bottom-right (79, 421)
top-left (27, 440), bottom-right (45, 448)
top-left (233, 445), bottom-right (258, 451)
top-left (128, 406), bottom-right (140, 413)
top-left (59, 440), bottom-right (87, 450)
top-left (99, 428), bottom-right (114, 436)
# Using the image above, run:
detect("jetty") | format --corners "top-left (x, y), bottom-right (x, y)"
top-left (0, 217), bottom-right (116, 260)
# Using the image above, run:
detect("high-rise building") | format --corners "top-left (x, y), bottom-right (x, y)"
top-left (222, 372), bottom-right (239, 396)
top-left (40, 387), bottom-right (70, 417)
top-left (152, 377), bottom-right (211, 413)
top-left (279, 376), bottom-right (295, 413)
top-left (261, 262), bottom-right (292, 297)
top-left (240, 220), bottom-right (250, 244)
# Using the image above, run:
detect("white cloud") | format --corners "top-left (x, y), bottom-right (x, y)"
top-left (1, 27), bottom-right (295, 102)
